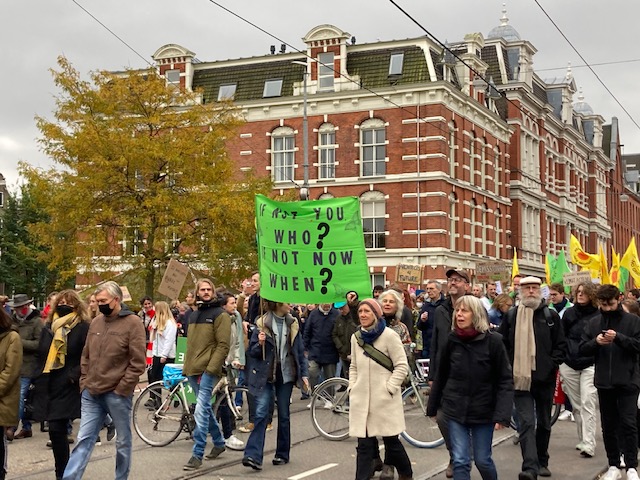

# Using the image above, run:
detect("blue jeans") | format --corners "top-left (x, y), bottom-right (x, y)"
top-left (188, 373), bottom-right (225, 459)
top-left (244, 377), bottom-right (293, 465)
top-left (448, 419), bottom-right (497, 480)
top-left (63, 390), bottom-right (133, 480)
top-left (19, 376), bottom-right (32, 430)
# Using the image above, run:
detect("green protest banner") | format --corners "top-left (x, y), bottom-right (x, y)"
top-left (255, 194), bottom-right (371, 304)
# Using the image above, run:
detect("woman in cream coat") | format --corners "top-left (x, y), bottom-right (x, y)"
top-left (349, 298), bottom-right (412, 480)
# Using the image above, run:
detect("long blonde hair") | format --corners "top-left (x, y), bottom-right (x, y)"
top-left (154, 301), bottom-right (175, 333)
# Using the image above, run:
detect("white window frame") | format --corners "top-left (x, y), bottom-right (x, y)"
top-left (361, 191), bottom-right (386, 250)
top-left (389, 52), bottom-right (404, 76)
top-left (360, 119), bottom-right (386, 177)
top-left (318, 52), bottom-right (335, 91)
top-left (263, 78), bottom-right (283, 98)
top-left (318, 124), bottom-right (336, 180)
top-left (271, 127), bottom-right (295, 183)
top-left (218, 84), bottom-right (237, 101)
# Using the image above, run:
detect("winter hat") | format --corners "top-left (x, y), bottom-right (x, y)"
top-left (358, 298), bottom-right (383, 319)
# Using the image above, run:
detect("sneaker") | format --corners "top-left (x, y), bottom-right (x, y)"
top-left (106, 423), bottom-right (116, 442)
top-left (601, 466), bottom-right (622, 480)
top-left (205, 445), bottom-right (225, 460)
top-left (628, 468), bottom-right (640, 480)
top-left (95, 436), bottom-right (102, 446)
top-left (558, 410), bottom-right (574, 421)
top-left (621, 455), bottom-right (626, 468)
top-left (306, 402), bottom-right (312, 409)
top-left (238, 422), bottom-right (254, 433)
top-left (266, 423), bottom-right (273, 432)
top-left (183, 456), bottom-right (202, 471)
top-left (323, 399), bottom-right (333, 409)
top-left (225, 435), bottom-right (245, 451)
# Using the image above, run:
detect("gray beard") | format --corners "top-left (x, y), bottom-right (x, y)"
top-left (521, 296), bottom-right (542, 309)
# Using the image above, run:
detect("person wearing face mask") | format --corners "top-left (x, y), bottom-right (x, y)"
top-left (6, 294), bottom-right (43, 441)
top-left (30, 290), bottom-right (91, 480)
top-left (62, 281), bottom-right (146, 480)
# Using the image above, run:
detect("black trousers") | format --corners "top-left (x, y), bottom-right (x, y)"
top-left (514, 380), bottom-right (554, 474)
top-left (148, 356), bottom-right (175, 406)
top-left (49, 418), bottom-right (70, 480)
top-left (0, 426), bottom-right (6, 480)
top-left (599, 387), bottom-right (639, 469)
top-left (355, 435), bottom-right (412, 480)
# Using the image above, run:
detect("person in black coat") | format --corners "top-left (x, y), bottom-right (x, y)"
top-left (427, 295), bottom-right (513, 480)
top-left (31, 290), bottom-right (91, 480)
top-left (303, 303), bottom-right (340, 392)
top-left (417, 281), bottom-right (445, 359)
top-left (580, 284), bottom-right (640, 479)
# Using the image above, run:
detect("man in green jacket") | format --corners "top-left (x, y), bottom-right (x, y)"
top-left (182, 278), bottom-right (232, 471)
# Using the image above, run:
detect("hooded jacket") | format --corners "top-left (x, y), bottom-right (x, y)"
top-left (80, 305), bottom-right (146, 396)
top-left (0, 327), bottom-right (22, 426)
top-left (13, 308), bottom-right (42, 377)
top-left (561, 303), bottom-right (598, 371)
top-left (580, 305), bottom-right (640, 390)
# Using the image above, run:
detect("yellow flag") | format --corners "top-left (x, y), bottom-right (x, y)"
top-left (599, 244), bottom-right (611, 285)
top-left (610, 245), bottom-right (621, 288)
top-left (620, 237), bottom-right (640, 287)
top-left (512, 247), bottom-right (519, 280)
top-left (569, 234), bottom-right (600, 272)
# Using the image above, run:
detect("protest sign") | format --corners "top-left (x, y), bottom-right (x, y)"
top-left (476, 260), bottom-right (510, 283)
top-left (255, 195), bottom-right (371, 303)
top-left (120, 285), bottom-right (132, 303)
top-left (396, 263), bottom-right (423, 285)
top-left (157, 258), bottom-right (189, 299)
top-left (562, 271), bottom-right (592, 287)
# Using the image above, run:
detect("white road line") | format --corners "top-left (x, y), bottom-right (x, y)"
top-left (287, 463), bottom-right (339, 480)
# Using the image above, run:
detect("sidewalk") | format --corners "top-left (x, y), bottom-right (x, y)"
top-left (424, 418), bottom-right (609, 480)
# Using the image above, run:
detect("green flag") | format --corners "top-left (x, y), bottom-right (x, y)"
top-left (553, 250), bottom-right (572, 293)
top-left (255, 194), bottom-right (371, 304)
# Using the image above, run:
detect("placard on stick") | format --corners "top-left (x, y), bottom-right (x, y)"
top-left (396, 263), bottom-right (423, 285)
top-left (562, 270), bottom-right (592, 287)
top-left (158, 259), bottom-right (190, 300)
top-left (120, 285), bottom-right (133, 303)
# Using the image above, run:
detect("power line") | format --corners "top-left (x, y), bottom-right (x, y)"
top-left (533, 0), bottom-right (640, 131)
top-left (536, 58), bottom-right (640, 73)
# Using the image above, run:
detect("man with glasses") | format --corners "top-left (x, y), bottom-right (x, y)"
top-left (417, 281), bottom-right (445, 360)
top-left (548, 283), bottom-right (573, 319)
top-left (580, 284), bottom-right (640, 480)
top-left (498, 276), bottom-right (566, 480)
top-left (63, 281), bottom-right (146, 480)
top-left (429, 269), bottom-right (470, 478)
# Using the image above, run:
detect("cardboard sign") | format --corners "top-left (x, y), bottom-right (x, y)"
top-left (396, 263), bottom-right (423, 285)
top-left (157, 259), bottom-right (190, 300)
top-left (120, 285), bottom-right (132, 303)
top-left (562, 271), bottom-right (592, 287)
top-left (476, 260), bottom-right (510, 282)
top-left (255, 195), bottom-right (371, 304)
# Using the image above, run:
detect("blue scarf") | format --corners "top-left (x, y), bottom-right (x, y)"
top-left (359, 318), bottom-right (387, 345)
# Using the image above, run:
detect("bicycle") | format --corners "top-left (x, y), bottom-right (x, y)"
top-left (309, 358), bottom-right (444, 448)
top-left (133, 365), bottom-right (249, 447)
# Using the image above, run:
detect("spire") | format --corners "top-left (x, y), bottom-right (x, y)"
top-left (565, 62), bottom-right (573, 81)
top-left (500, 3), bottom-right (509, 26)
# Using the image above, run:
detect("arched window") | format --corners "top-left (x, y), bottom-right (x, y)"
top-left (271, 126), bottom-right (295, 183)
top-left (449, 121), bottom-right (457, 179)
top-left (495, 208), bottom-right (502, 258)
top-left (469, 131), bottom-right (476, 185)
top-left (318, 192), bottom-right (334, 200)
top-left (318, 123), bottom-right (336, 180)
top-left (480, 138), bottom-right (487, 190)
top-left (494, 146), bottom-right (501, 195)
top-left (360, 119), bottom-right (386, 177)
top-left (470, 199), bottom-right (477, 254)
top-left (361, 191), bottom-right (386, 249)
top-left (482, 203), bottom-right (488, 256)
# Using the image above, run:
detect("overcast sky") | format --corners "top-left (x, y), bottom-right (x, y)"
top-left (2, 0), bottom-right (639, 190)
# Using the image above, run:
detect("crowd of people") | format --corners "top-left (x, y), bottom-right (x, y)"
top-left (2, 269), bottom-right (640, 480)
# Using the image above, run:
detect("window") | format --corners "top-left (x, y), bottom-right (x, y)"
top-left (449, 121), bottom-right (456, 178)
top-left (482, 203), bottom-right (488, 256)
top-left (495, 208), bottom-right (502, 258)
top-left (123, 227), bottom-right (144, 256)
top-left (470, 200), bottom-right (477, 254)
top-left (318, 53), bottom-right (334, 91)
top-left (494, 147), bottom-right (501, 195)
top-left (361, 191), bottom-right (386, 249)
top-left (469, 131), bottom-right (476, 185)
top-left (360, 119), bottom-right (386, 177)
top-left (318, 124), bottom-right (336, 180)
top-left (449, 193), bottom-right (457, 251)
top-left (165, 69), bottom-right (180, 87)
top-left (371, 273), bottom-right (385, 290)
top-left (263, 79), bottom-right (283, 98)
top-left (480, 139), bottom-right (487, 190)
top-left (217, 84), bottom-right (237, 101)
top-left (0, 192), bottom-right (4, 207)
top-left (271, 127), bottom-right (295, 183)
top-left (389, 53), bottom-right (404, 76)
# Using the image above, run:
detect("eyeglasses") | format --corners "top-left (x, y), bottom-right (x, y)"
top-left (448, 277), bottom-right (466, 284)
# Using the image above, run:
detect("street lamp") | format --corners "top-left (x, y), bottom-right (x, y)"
top-left (292, 60), bottom-right (309, 200)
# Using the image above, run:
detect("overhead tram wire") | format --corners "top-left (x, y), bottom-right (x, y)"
top-left (204, 0), bottom-right (516, 175)
top-left (533, 0), bottom-right (640, 132)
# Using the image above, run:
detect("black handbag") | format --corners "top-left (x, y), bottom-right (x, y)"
top-left (22, 382), bottom-right (36, 421)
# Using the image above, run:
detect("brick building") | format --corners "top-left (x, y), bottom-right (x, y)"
top-left (146, 11), bottom-right (636, 288)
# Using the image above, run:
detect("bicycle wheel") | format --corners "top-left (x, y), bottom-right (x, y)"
top-left (213, 386), bottom-right (250, 428)
top-left (133, 380), bottom-right (186, 447)
top-left (400, 384), bottom-right (444, 448)
top-left (550, 401), bottom-right (562, 426)
top-left (310, 377), bottom-right (350, 441)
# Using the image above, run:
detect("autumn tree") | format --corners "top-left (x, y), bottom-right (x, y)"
top-left (22, 57), bottom-right (271, 294)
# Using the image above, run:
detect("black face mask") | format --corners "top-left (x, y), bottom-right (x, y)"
top-left (55, 305), bottom-right (74, 317)
top-left (99, 302), bottom-right (115, 316)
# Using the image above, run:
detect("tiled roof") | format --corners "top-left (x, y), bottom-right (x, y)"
top-left (193, 60), bottom-right (306, 104)
top-left (346, 46), bottom-right (430, 89)
top-left (532, 81), bottom-right (548, 105)
top-left (481, 45), bottom-right (502, 86)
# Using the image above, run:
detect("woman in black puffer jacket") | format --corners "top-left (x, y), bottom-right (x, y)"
top-left (558, 281), bottom-right (599, 458)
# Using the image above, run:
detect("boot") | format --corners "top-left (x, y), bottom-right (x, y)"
top-left (379, 464), bottom-right (395, 480)
top-left (370, 457), bottom-right (384, 478)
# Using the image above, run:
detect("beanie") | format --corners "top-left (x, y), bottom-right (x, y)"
top-left (358, 298), bottom-right (383, 319)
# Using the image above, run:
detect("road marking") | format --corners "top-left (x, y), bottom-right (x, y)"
top-left (287, 463), bottom-right (339, 480)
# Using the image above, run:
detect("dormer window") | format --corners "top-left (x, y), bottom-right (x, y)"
top-left (318, 53), bottom-right (334, 91)
top-left (263, 78), bottom-right (283, 98)
top-left (218, 84), bottom-right (237, 101)
top-left (165, 69), bottom-right (180, 87)
top-left (389, 53), bottom-right (404, 76)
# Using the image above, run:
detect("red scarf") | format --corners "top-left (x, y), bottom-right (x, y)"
top-left (455, 326), bottom-right (481, 341)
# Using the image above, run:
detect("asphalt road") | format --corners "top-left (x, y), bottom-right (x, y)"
top-left (5, 392), bottom-right (610, 480)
